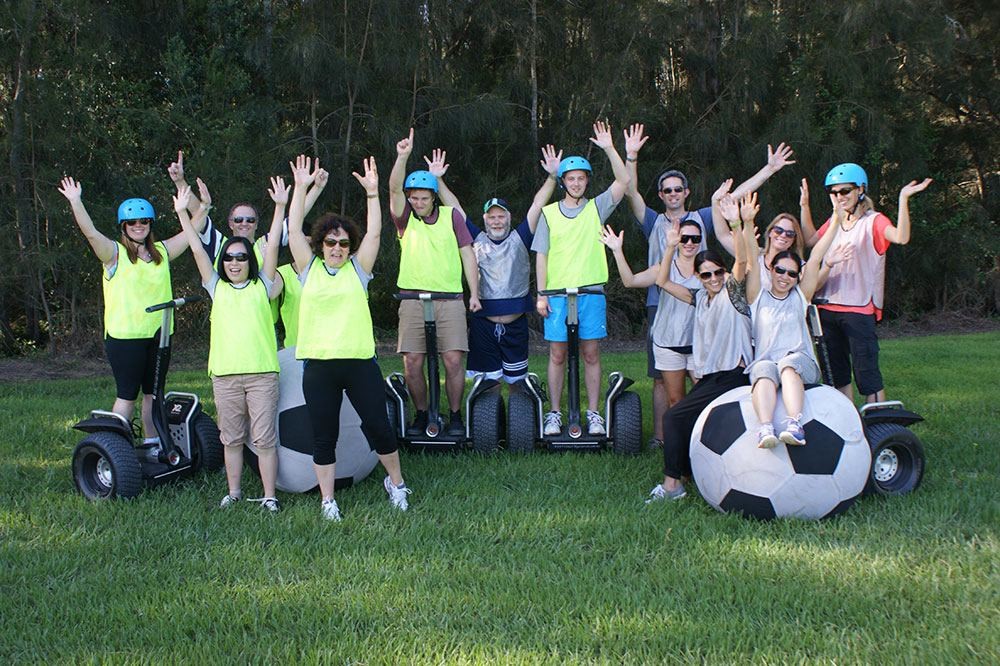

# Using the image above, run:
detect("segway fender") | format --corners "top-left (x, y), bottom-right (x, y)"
top-left (73, 415), bottom-right (133, 440)
top-left (859, 401), bottom-right (924, 427)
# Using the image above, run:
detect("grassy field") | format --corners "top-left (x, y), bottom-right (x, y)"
top-left (1, 332), bottom-right (998, 663)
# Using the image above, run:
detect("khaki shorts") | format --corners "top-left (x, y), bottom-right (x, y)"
top-left (211, 372), bottom-right (279, 450)
top-left (396, 298), bottom-right (469, 353)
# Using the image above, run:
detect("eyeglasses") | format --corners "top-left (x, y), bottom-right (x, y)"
top-left (232, 216), bottom-right (257, 224)
top-left (771, 226), bottom-right (796, 238)
top-left (829, 187), bottom-right (856, 197)
top-left (680, 234), bottom-right (702, 245)
top-left (772, 265), bottom-right (800, 279)
top-left (323, 238), bottom-right (352, 248)
top-left (698, 268), bottom-right (726, 280)
top-left (661, 186), bottom-right (685, 194)
top-left (222, 253), bottom-right (249, 263)
top-left (124, 218), bottom-right (152, 227)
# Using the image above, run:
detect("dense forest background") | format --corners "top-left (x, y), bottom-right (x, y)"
top-left (2, 0), bottom-right (997, 355)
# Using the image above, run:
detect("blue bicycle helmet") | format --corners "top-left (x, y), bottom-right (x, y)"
top-left (403, 170), bottom-right (439, 193)
top-left (557, 156), bottom-right (593, 179)
top-left (117, 198), bottom-right (155, 224)
top-left (824, 163), bottom-right (868, 190)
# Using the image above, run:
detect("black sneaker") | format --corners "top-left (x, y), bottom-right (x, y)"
top-left (407, 410), bottom-right (428, 436)
top-left (446, 410), bottom-right (464, 437)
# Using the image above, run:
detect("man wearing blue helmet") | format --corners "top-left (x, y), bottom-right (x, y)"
top-left (532, 121), bottom-right (631, 436)
top-left (388, 128), bottom-right (482, 437)
top-left (814, 163), bottom-right (932, 403)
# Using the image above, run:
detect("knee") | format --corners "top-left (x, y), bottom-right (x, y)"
top-left (581, 347), bottom-right (601, 365)
top-left (441, 351), bottom-right (464, 374)
top-left (402, 354), bottom-right (424, 376)
top-left (549, 345), bottom-right (567, 365)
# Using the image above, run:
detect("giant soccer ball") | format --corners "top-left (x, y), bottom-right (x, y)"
top-left (690, 384), bottom-right (871, 520)
top-left (245, 347), bottom-right (379, 492)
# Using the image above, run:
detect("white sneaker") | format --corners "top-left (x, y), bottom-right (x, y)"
top-left (219, 493), bottom-right (241, 508)
top-left (321, 498), bottom-right (342, 522)
top-left (543, 411), bottom-right (562, 436)
top-left (259, 497), bottom-right (280, 513)
top-left (384, 476), bottom-right (412, 511)
top-left (586, 410), bottom-right (606, 436)
top-left (645, 483), bottom-right (686, 504)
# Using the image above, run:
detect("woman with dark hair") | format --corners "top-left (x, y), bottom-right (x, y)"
top-left (288, 154), bottom-right (410, 522)
top-left (173, 178), bottom-right (287, 512)
top-left (57, 176), bottom-right (190, 447)
top-left (645, 194), bottom-right (754, 503)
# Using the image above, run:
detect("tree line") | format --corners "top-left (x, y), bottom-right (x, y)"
top-left (2, 0), bottom-right (997, 355)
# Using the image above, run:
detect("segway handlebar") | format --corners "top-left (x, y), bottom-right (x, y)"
top-left (146, 295), bottom-right (205, 313)
top-left (393, 292), bottom-right (463, 301)
top-left (538, 286), bottom-right (605, 297)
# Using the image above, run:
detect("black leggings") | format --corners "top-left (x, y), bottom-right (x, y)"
top-left (104, 332), bottom-right (159, 400)
top-left (302, 357), bottom-right (398, 466)
top-left (662, 367), bottom-right (749, 479)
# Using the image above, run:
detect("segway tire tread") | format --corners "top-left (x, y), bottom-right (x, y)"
top-left (192, 412), bottom-right (224, 473)
top-left (72, 432), bottom-right (143, 500)
top-left (506, 390), bottom-right (537, 454)
top-left (863, 422), bottom-right (925, 497)
top-left (611, 391), bottom-right (643, 456)
top-left (471, 391), bottom-right (504, 455)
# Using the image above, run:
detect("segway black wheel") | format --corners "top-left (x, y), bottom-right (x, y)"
top-left (72, 432), bottom-right (143, 500)
top-left (192, 412), bottom-right (224, 473)
top-left (506, 389), bottom-right (537, 454)
top-left (386, 398), bottom-right (404, 441)
top-left (864, 422), bottom-right (925, 496)
top-left (471, 390), bottom-right (504, 455)
top-left (611, 391), bottom-right (642, 456)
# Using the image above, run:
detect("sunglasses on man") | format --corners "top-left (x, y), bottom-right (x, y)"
top-left (231, 216), bottom-right (257, 224)
top-left (660, 186), bottom-right (685, 194)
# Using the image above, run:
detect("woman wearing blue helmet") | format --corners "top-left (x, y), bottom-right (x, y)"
top-left (813, 163), bottom-right (932, 403)
top-left (58, 177), bottom-right (190, 445)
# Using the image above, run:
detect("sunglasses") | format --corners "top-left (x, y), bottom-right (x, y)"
top-left (124, 218), bottom-right (152, 227)
top-left (771, 226), bottom-right (797, 238)
top-left (222, 253), bottom-right (249, 263)
top-left (660, 186), bottom-right (685, 194)
top-left (232, 216), bottom-right (257, 224)
top-left (772, 265), bottom-right (800, 279)
top-left (323, 238), bottom-right (352, 248)
top-left (680, 234), bottom-right (702, 245)
top-left (828, 187), bottom-right (856, 197)
top-left (698, 268), bottom-right (726, 280)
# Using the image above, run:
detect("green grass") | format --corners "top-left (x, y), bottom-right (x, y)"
top-left (1, 333), bottom-right (998, 663)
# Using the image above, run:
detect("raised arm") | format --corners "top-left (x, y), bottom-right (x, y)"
top-left (622, 123), bottom-right (650, 222)
top-left (799, 178), bottom-right (819, 247)
top-left (589, 121), bottom-right (630, 203)
top-left (173, 184), bottom-right (214, 284)
top-left (287, 155), bottom-right (318, 272)
top-left (262, 176), bottom-right (289, 284)
top-left (388, 128), bottom-right (413, 219)
top-left (710, 178), bottom-right (737, 255)
top-left (740, 192), bottom-right (762, 303)
top-left (424, 148), bottom-right (465, 218)
top-left (303, 166), bottom-right (329, 218)
top-left (351, 157), bottom-right (382, 274)
top-left (719, 194), bottom-right (747, 282)
top-left (800, 193), bottom-right (846, 300)
top-left (527, 145), bottom-right (561, 233)
top-left (730, 142), bottom-right (796, 200)
top-left (884, 178), bottom-right (933, 245)
top-left (600, 226), bottom-right (658, 288)
top-left (654, 221), bottom-right (694, 305)
top-left (167, 150), bottom-right (207, 227)
top-left (57, 177), bottom-right (116, 265)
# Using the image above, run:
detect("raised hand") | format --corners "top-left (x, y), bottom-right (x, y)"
top-left (269, 176), bottom-right (290, 205)
top-left (351, 156), bottom-right (379, 195)
top-left (623, 123), bottom-right (649, 156)
top-left (314, 168), bottom-right (330, 190)
top-left (829, 193), bottom-right (847, 225)
top-left (289, 154), bottom-right (316, 186)
top-left (665, 220), bottom-right (681, 247)
top-left (719, 194), bottom-right (740, 226)
top-left (739, 191), bottom-right (759, 225)
top-left (900, 178), bottom-right (933, 199)
top-left (600, 225), bottom-right (625, 252)
top-left (196, 177), bottom-right (212, 209)
top-left (766, 142), bottom-right (796, 171)
top-left (825, 243), bottom-right (854, 267)
top-left (540, 144), bottom-right (562, 175)
top-left (711, 178), bottom-right (734, 202)
top-left (167, 150), bottom-right (185, 184)
top-left (173, 185), bottom-right (192, 214)
top-left (589, 120), bottom-right (614, 150)
top-left (396, 128), bottom-right (414, 157)
top-left (799, 178), bottom-right (810, 208)
top-left (57, 177), bottom-right (83, 202)
top-left (423, 148), bottom-right (449, 178)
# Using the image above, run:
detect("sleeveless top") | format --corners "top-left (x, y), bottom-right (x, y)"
top-left (815, 210), bottom-right (886, 311)
top-left (208, 279), bottom-right (279, 376)
top-left (103, 241), bottom-right (172, 339)
top-left (692, 278), bottom-right (753, 377)
top-left (474, 229), bottom-right (530, 302)
top-left (650, 259), bottom-right (699, 348)
top-left (646, 211), bottom-right (708, 306)
top-left (397, 205), bottom-right (462, 292)
top-left (542, 199), bottom-right (608, 289)
top-left (297, 257), bottom-right (375, 360)
top-left (747, 286), bottom-right (816, 374)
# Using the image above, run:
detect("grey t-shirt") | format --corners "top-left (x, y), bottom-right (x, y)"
top-left (530, 187), bottom-right (620, 254)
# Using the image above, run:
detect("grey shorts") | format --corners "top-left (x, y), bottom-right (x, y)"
top-left (748, 352), bottom-right (820, 387)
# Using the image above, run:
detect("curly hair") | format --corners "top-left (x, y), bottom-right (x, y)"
top-left (309, 213), bottom-right (361, 257)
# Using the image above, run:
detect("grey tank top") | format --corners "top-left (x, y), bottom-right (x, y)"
top-left (651, 259), bottom-right (699, 348)
top-left (749, 286), bottom-right (816, 365)
top-left (646, 211), bottom-right (708, 306)
top-left (474, 230), bottom-right (530, 300)
top-left (692, 278), bottom-right (753, 377)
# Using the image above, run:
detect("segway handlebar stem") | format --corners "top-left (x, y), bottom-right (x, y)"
top-left (146, 295), bottom-right (205, 313)
top-left (538, 285), bottom-right (604, 297)
top-left (393, 292), bottom-right (463, 301)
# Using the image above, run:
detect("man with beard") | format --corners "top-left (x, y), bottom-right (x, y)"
top-left (428, 145), bottom-right (562, 385)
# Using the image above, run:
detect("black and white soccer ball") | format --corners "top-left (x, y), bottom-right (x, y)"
top-left (244, 347), bottom-right (379, 493)
top-left (690, 384), bottom-right (871, 520)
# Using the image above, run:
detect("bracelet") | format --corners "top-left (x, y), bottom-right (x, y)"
top-left (366, 194), bottom-right (378, 199)
top-left (625, 156), bottom-right (637, 163)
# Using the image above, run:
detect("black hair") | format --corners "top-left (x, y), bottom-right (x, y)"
top-left (218, 237), bottom-right (259, 284)
top-left (694, 249), bottom-right (726, 272)
top-left (771, 249), bottom-right (804, 271)
top-left (310, 213), bottom-right (361, 257)
top-left (679, 219), bottom-right (702, 233)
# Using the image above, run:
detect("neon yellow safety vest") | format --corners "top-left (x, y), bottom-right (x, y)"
top-left (208, 279), bottom-right (279, 376)
top-left (276, 263), bottom-right (302, 348)
top-left (296, 258), bottom-right (375, 360)
top-left (541, 200), bottom-right (608, 289)
top-left (103, 241), bottom-right (173, 339)
top-left (397, 205), bottom-right (463, 292)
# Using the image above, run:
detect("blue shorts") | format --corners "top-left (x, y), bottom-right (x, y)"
top-left (543, 294), bottom-right (607, 342)
top-left (467, 315), bottom-right (529, 383)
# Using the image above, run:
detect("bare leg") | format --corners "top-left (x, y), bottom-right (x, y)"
top-left (779, 368), bottom-right (805, 417)
top-left (865, 389), bottom-right (886, 403)
top-left (751, 377), bottom-right (778, 425)
top-left (662, 369), bottom-right (688, 408)
top-left (441, 350), bottom-right (466, 413)
top-left (378, 451), bottom-right (404, 486)
top-left (112, 397), bottom-right (135, 426)
top-left (652, 377), bottom-right (667, 440)
top-left (255, 447), bottom-right (277, 498)
top-left (661, 475), bottom-right (683, 492)
top-left (837, 383), bottom-right (854, 402)
top-left (223, 445), bottom-right (244, 495)
top-left (140, 394), bottom-right (156, 438)
top-left (580, 339), bottom-right (602, 412)
top-left (547, 342), bottom-right (567, 412)
top-left (402, 352), bottom-right (427, 411)
top-left (315, 462), bottom-right (336, 501)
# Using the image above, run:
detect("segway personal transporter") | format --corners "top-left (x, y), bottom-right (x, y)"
top-left (385, 292), bottom-right (504, 453)
top-left (807, 302), bottom-right (926, 495)
top-left (506, 286), bottom-right (642, 455)
top-left (71, 296), bottom-right (223, 499)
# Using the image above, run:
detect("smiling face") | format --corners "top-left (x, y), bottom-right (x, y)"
top-left (769, 255), bottom-right (801, 295)
top-left (221, 240), bottom-right (251, 283)
top-left (122, 218), bottom-right (152, 244)
top-left (562, 170), bottom-right (589, 199)
top-left (483, 205), bottom-right (511, 240)
top-left (322, 227), bottom-right (352, 269)
top-left (658, 176), bottom-right (689, 214)
top-left (407, 189), bottom-right (436, 218)
top-left (228, 204), bottom-right (259, 240)
top-left (768, 216), bottom-right (798, 253)
top-left (696, 259), bottom-right (727, 296)
top-left (677, 222), bottom-right (702, 258)
top-left (828, 183), bottom-right (863, 215)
